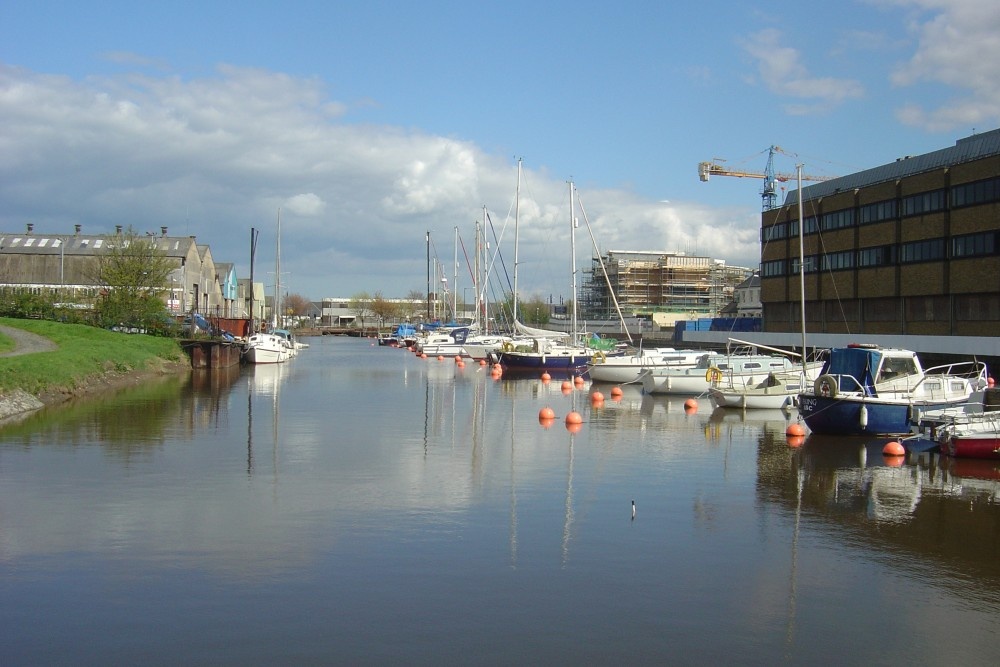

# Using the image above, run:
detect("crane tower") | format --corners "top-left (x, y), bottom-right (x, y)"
top-left (698, 145), bottom-right (834, 211)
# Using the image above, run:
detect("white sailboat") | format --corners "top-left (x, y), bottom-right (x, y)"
top-left (244, 209), bottom-right (292, 364)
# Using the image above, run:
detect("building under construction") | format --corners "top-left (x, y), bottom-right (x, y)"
top-left (580, 250), bottom-right (753, 323)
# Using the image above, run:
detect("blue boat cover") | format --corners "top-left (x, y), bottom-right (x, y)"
top-left (822, 347), bottom-right (880, 396)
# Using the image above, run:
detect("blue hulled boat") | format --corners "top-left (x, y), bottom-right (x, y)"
top-left (797, 344), bottom-right (988, 436)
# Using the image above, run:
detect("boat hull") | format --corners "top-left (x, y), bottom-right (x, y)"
top-left (941, 434), bottom-right (1000, 459)
top-left (710, 387), bottom-right (796, 410)
top-left (493, 350), bottom-right (591, 373)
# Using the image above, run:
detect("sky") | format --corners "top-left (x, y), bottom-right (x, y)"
top-left (2, 1), bottom-right (999, 302)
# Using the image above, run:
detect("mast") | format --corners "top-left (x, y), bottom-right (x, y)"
top-left (513, 158), bottom-right (521, 324)
top-left (453, 226), bottom-right (459, 322)
top-left (570, 180), bottom-right (578, 341)
top-left (797, 165), bottom-right (807, 377)
top-left (249, 227), bottom-right (258, 334)
top-left (274, 208), bottom-right (281, 329)
top-left (426, 231), bottom-right (431, 320)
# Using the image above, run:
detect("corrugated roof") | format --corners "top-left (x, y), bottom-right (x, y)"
top-left (786, 127), bottom-right (1000, 205)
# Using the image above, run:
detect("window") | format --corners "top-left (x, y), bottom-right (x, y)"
top-left (951, 231), bottom-right (997, 258)
top-left (821, 209), bottom-right (855, 231)
top-left (951, 176), bottom-right (1000, 208)
top-left (858, 245), bottom-right (896, 267)
top-left (821, 250), bottom-right (855, 271)
top-left (803, 216), bottom-right (818, 234)
top-left (902, 189), bottom-right (946, 216)
top-left (899, 238), bottom-right (945, 263)
top-left (859, 199), bottom-right (897, 224)
top-left (761, 260), bottom-right (786, 277)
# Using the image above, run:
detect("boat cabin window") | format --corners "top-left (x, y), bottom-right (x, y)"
top-left (743, 363), bottom-right (761, 370)
top-left (769, 362), bottom-right (787, 369)
top-left (877, 357), bottom-right (918, 382)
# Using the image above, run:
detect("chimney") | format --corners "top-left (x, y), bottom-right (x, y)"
top-left (74, 224), bottom-right (81, 235)
top-left (161, 226), bottom-right (168, 236)
top-left (26, 223), bottom-right (34, 234)
top-left (115, 225), bottom-right (122, 235)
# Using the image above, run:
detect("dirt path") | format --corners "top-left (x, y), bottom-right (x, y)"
top-left (0, 324), bottom-right (58, 357)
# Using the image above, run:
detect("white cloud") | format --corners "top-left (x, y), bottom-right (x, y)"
top-left (883, 0), bottom-right (1000, 130)
top-left (741, 28), bottom-right (864, 113)
top-left (0, 63), bottom-right (762, 298)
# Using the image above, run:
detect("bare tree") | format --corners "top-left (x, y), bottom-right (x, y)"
top-left (284, 292), bottom-right (311, 317)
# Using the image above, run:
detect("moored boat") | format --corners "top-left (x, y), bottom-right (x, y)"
top-left (797, 344), bottom-right (988, 436)
top-left (639, 351), bottom-right (808, 396)
top-left (588, 347), bottom-right (705, 384)
top-left (936, 411), bottom-right (1000, 459)
top-left (243, 332), bottom-right (290, 364)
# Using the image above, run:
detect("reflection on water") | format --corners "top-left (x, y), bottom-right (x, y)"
top-left (1, 337), bottom-right (999, 665)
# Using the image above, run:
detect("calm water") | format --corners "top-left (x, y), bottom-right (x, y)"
top-left (2, 336), bottom-right (999, 665)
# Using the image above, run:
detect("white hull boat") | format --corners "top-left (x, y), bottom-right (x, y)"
top-left (244, 332), bottom-right (290, 364)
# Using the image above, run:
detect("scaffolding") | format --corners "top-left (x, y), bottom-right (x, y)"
top-left (580, 250), bottom-right (751, 320)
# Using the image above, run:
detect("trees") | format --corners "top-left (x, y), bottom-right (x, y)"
top-left (91, 226), bottom-right (174, 331)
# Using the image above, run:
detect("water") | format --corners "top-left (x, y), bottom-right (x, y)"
top-left (2, 336), bottom-right (999, 665)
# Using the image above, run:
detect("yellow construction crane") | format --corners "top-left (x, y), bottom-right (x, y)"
top-left (698, 145), bottom-right (834, 211)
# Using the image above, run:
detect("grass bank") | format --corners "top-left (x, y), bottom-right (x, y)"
top-left (0, 317), bottom-right (188, 399)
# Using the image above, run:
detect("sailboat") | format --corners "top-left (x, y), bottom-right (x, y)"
top-left (492, 180), bottom-right (599, 374)
top-left (243, 209), bottom-right (291, 364)
top-left (708, 166), bottom-right (819, 409)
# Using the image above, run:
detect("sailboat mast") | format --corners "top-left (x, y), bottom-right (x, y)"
top-left (453, 226), bottom-right (459, 322)
top-left (797, 165), bottom-right (807, 376)
top-left (570, 180), bottom-right (578, 341)
top-left (513, 158), bottom-right (521, 324)
top-left (274, 208), bottom-right (281, 329)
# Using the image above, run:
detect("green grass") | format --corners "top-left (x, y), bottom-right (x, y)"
top-left (0, 317), bottom-right (187, 395)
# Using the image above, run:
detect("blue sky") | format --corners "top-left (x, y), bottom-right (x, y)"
top-left (2, 1), bottom-right (999, 302)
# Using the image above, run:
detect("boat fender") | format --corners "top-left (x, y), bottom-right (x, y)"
top-left (705, 366), bottom-right (723, 383)
top-left (815, 374), bottom-right (839, 398)
top-left (859, 403), bottom-right (868, 428)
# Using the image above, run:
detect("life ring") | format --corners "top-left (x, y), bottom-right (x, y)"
top-left (591, 351), bottom-right (607, 364)
top-left (501, 341), bottom-right (514, 353)
top-left (815, 374), bottom-right (839, 398)
top-left (705, 366), bottom-right (723, 383)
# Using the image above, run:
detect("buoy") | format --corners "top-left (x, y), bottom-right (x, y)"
top-left (591, 391), bottom-right (605, 404)
top-left (437, 355), bottom-right (445, 361)
top-left (541, 372), bottom-right (551, 382)
top-left (565, 411), bottom-right (583, 424)
top-left (574, 375), bottom-right (585, 386)
top-left (479, 359), bottom-right (487, 366)
top-left (786, 422), bottom-right (806, 437)
top-left (561, 380), bottom-right (573, 392)
top-left (610, 386), bottom-right (623, 397)
top-left (454, 355), bottom-right (463, 363)
top-left (988, 377), bottom-right (995, 387)
top-left (456, 360), bottom-right (465, 368)
top-left (684, 398), bottom-right (698, 410)
top-left (882, 441), bottom-right (905, 457)
top-left (539, 406), bottom-right (556, 420)
top-left (786, 435), bottom-right (805, 448)
top-left (420, 353), bottom-right (427, 359)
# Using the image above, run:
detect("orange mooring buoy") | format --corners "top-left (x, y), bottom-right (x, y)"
top-left (610, 386), bottom-right (623, 397)
top-left (541, 372), bottom-right (551, 382)
top-left (565, 410), bottom-right (583, 424)
top-left (684, 398), bottom-right (698, 411)
top-left (882, 441), bottom-right (905, 457)
top-left (539, 406), bottom-right (556, 420)
top-left (786, 422), bottom-right (807, 437)
top-left (591, 391), bottom-right (605, 404)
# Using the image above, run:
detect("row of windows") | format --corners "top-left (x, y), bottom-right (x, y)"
top-left (762, 232), bottom-right (998, 276)
top-left (762, 175), bottom-right (1000, 242)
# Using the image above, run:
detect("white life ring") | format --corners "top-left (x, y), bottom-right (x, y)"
top-left (815, 374), bottom-right (839, 398)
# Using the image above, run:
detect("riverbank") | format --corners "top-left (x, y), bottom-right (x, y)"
top-left (0, 318), bottom-right (190, 422)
